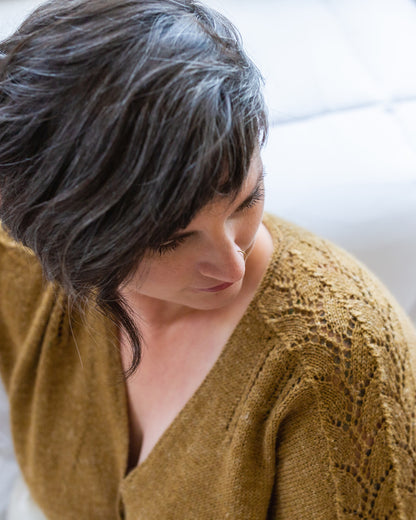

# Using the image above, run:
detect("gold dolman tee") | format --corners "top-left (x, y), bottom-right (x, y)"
top-left (0, 213), bottom-right (415, 519)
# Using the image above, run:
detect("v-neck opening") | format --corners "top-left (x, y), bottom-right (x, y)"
top-left (105, 213), bottom-right (282, 483)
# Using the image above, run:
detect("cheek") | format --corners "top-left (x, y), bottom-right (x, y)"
top-left (241, 204), bottom-right (265, 241)
top-left (141, 257), bottom-right (193, 287)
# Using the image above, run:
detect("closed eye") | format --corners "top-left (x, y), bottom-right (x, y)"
top-left (156, 235), bottom-right (187, 255)
top-left (154, 169), bottom-right (266, 255)
top-left (236, 181), bottom-right (265, 212)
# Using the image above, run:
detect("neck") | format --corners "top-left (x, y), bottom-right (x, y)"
top-left (121, 292), bottom-right (200, 332)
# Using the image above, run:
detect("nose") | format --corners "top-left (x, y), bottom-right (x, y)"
top-left (197, 236), bottom-right (246, 284)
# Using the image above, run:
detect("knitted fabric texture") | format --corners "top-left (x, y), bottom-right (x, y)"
top-left (0, 213), bottom-right (415, 519)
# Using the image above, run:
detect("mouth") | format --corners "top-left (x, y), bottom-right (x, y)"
top-left (197, 282), bottom-right (234, 293)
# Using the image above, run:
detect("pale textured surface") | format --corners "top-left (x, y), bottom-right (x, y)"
top-left (0, 214), bottom-right (415, 518)
top-left (6, 476), bottom-right (46, 520)
top-left (0, 381), bottom-right (17, 520)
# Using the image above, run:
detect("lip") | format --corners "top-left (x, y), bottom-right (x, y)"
top-left (197, 282), bottom-right (234, 293)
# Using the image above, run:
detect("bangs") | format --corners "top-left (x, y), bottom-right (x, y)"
top-left (0, 0), bottom-right (268, 375)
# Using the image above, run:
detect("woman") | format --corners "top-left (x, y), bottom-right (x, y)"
top-left (0, 0), bottom-right (415, 518)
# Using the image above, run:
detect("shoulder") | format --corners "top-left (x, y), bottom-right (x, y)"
top-left (0, 223), bottom-right (61, 387)
top-left (0, 224), bottom-right (33, 252)
top-left (259, 213), bottom-right (416, 433)
top-left (258, 214), bottom-right (416, 513)
top-left (0, 222), bottom-right (38, 269)
top-left (261, 212), bottom-right (416, 353)
top-left (0, 222), bottom-right (46, 302)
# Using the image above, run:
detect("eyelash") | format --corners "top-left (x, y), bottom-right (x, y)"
top-left (238, 183), bottom-right (265, 211)
top-left (156, 235), bottom-right (187, 255)
top-left (156, 179), bottom-right (265, 255)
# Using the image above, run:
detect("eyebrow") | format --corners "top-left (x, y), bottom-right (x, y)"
top-left (167, 166), bottom-right (265, 242)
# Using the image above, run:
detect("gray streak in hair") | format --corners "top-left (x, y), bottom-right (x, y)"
top-left (0, 0), bottom-right (268, 376)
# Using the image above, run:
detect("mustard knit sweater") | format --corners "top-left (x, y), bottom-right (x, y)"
top-left (0, 213), bottom-right (415, 519)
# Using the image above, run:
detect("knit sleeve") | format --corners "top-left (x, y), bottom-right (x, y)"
top-left (267, 252), bottom-right (416, 519)
top-left (0, 226), bottom-right (55, 392)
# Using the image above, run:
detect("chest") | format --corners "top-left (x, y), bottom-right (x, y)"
top-left (120, 314), bottom-right (243, 470)
top-left (120, 223), bottom-right (274, 470)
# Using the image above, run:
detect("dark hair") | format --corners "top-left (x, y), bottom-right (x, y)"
top-left (0, 0), bottom-right (267, 375)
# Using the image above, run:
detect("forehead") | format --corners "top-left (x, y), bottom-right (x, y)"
top-left (222, 148), bottom-right (263, 197)
top-left (197, 150), bottom-right (264, 216)
top-left (217, 145), bottom-right (263, 191)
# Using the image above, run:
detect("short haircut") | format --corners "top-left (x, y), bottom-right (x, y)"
top-left (0, 0), bottom-right (267, 374)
